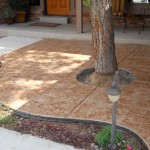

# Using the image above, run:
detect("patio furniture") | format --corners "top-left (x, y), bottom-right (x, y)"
top-left (126, 14), bottom-right (145, 34)
top-left (139, 6), bottom-right (150, 31)
top-left (112, 0), bottom-right (127, 33)
top-left (125, 6), bottom-right (149, 34)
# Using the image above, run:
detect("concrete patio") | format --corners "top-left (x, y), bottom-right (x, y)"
top-left (0, 128), bottom-right (78, 150)
top-left (0, 22), bottom-right (150, 45)
top-left (0, 38), bottom-right (149, 148)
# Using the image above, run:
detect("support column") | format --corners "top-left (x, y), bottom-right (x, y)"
top-left (40, 0), bottom-right (47, 15)
top-left (76, 0), bottom-right (83, 33)
top-left (40, 0), bottom-right (44, 9)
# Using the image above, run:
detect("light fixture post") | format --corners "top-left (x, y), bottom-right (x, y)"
top-left (109, 101), bottom-right (118, 149)
top-left (107, 71), bottom-right (121, 150)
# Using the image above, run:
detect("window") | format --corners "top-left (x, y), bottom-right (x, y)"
top-left (29, 0), bottom-right (40, 6)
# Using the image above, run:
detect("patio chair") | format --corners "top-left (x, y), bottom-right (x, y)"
top-left (125, 6), bottom-right (149, 34)
top-left (112, 0), bottom-right (127, 33)
top-left (126, 14), bottom-right (145, 34)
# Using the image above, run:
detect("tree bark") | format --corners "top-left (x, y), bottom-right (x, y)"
top-left (90, 0), bottom-right (118, 75)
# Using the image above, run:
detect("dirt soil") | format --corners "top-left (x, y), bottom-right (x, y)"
top-left (0, 106), bottom-right (148, 150)
top-left (2, 114), bottom-right (102, 150)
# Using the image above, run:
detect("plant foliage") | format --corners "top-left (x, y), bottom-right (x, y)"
top-left (95, 126), bottom-right (124, 148)
top-left (0, 115), bottom-right (17, 126)
top-left (83, 0), bottom-right (90, 7)
top-left (95, 126), bottom-right (142, 149)
top-left (7, 0), bottom-right (29, 11)
top-left (0, 7), bottom-right (16, 19)
top-left (96, 126), bottom-right (111, 148)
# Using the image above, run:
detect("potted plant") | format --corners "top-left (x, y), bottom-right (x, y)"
top-left (7, 0), bottom-right (29, 23)
top-left (0, 7), bottom-right (16, 24)
top-left (83, 0), bottom-right (91, 23)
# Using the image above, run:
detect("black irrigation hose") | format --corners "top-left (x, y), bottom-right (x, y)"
top-left (1, 103), bottom-right (149, 150)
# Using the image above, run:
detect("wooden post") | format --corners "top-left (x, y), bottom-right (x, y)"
top-left (40, 0), bottom-right (44, 9)
top-left (40, 0), bottom-right (46, 15)
top-left (76, 0), bottom-right (83, 33)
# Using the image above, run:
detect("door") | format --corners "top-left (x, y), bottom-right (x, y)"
top-left (46, 0), bottom-right (70, 15)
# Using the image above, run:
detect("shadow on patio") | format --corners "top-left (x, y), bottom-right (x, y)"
top-left (0, 39), bottom-right (150, 148)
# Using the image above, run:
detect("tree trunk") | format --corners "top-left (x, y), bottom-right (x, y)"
top-left (90, 0), bottom-right (118, 75)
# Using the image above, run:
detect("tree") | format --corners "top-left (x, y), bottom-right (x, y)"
top-left (90, 0), bottom-right (118, 75)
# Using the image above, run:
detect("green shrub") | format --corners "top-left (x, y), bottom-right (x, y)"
top-left (95, 126), bottom-right (124, 148)
top-left (83, 0), bottom-right (90, 7)
top-left (96, 126), bottom-right (111, 148)
top-left (7, 0), bottom-right (29, 11)
top-left (0, 115), bottom-right (17, 126)
top-left (96, 126), bottom-right (141, 149)
top-left (115, 130), bottom-right (124, 144)
top-left (0, 7), bottom-right (16, 19)
top-left (0, 108), bottom-right (17, 127)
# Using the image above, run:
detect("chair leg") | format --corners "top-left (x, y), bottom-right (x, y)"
top-left (123, 18), bottom-right (127, 33)
top-left (123, 17), bottom-right (127, 29)
top-left (139, 30), bottom-right (141, 34)
top-left (139, 27), bottom-right (141, 34)
top-left (139, 23), bottom-right (145, 34)
top-left (142, 24), bottom-right (144, 31)
top-left (123, 24), bottom-right (126, 33)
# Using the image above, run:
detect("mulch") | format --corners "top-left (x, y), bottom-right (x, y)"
top-left (0, 105), bottom-right (148, 150)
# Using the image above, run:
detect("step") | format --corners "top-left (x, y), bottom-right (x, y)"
top-left (40, 16), bottom-right (70, 24)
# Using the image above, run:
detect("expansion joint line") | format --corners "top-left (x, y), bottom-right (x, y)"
top-left (65, 87), bottom-right (97, 117)
top-left (119, 46), bottom-right (138, 64)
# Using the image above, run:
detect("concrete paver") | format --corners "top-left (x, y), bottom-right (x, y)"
top-left (0, 128), bottom-right (78, 150)
top-left (0, 23), bottom-right (150, 45)
top-left (0, 36), bottom-right (41, 55)
top-left (0, 39), bottom-right (149, 148)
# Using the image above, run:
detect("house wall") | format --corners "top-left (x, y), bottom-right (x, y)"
top-left (127, 2), bottom-right (150, 15)
top-left (0, 0), bottom-right (149, 23)
top-left (28, 6), bottom-right (43, 21)
top-left (29, 1), bottom-right (150, 23)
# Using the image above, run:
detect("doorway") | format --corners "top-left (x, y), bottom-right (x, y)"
top-left (46, 0), bottom-right (70, 15)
